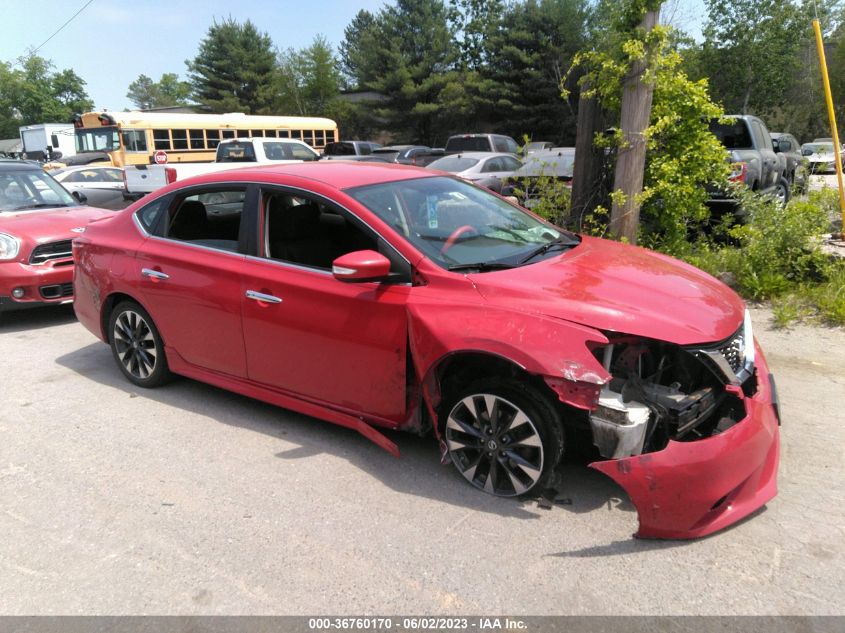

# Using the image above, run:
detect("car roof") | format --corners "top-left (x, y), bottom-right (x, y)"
top-left (442, 152), bottom-right (517, 159)
top-left (187, 161), bottom-right (440, 190)
top-left (0, 159), bottom-right (42, 172)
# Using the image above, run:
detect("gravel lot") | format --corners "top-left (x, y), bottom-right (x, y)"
top-left (1, 304), bottom-right (843, 615)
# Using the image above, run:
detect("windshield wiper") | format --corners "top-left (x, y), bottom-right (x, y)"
top-left (518, 237), bottom-right (579, 264)
top-left (447, 262), bottom-right (515, 272)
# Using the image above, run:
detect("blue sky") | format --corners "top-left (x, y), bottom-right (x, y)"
top-left (0, 0), bottom-right (705, 114)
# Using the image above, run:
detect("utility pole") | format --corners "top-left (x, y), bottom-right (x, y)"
top-left (609, 7), bottom-right (660, 244)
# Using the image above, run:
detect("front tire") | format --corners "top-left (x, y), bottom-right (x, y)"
top-left (441, 378), bottom-right (564, 497)
top-left (108, 301), bottom-right (172, 388)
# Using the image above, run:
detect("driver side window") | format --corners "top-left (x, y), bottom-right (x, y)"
top-left (262, 190), bottom-right (410, 281)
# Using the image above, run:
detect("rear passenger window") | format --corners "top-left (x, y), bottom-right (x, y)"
top-left (159, 189), bottom-right (246, 252)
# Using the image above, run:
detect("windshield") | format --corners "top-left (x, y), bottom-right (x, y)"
top-left (75, 127), bottom-right (120, 154)
top-left (347, 176), bottom-right (577, 270)
top-left (0, 169), bottom-right (77, 211)
top-left (428, 156), bottom-right (480, 172)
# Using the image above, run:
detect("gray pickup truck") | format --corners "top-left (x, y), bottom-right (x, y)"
top-left (709, 115), bottom-right (789, 205)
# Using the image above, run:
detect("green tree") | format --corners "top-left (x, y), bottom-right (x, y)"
top-left (696, 0), bottom-right (803, 116)
top-left (338, 9), bottom-right (379, 89)
top-left (126, 73), bottom-right (192, 110)
top-left (276, 36), bottom-right (341, 116)
top-left (482, 0), bottom-right (590, 144)
top-left (338, 0), bottom-right (460, 142)
top-left (186, 18), bottom-right (277, 114)
top-left (0, 54), bottom-right (92, 137)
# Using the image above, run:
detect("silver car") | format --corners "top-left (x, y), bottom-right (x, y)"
top-left (52, 165), bottom-right (128, 210)
top-left (427, 152), bottom-right (523, 184)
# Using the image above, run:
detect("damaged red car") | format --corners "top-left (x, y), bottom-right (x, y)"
top-left (73, 163), bottom-right (780, 539)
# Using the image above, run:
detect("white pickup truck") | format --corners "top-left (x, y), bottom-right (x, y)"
top-left (123, 137), bottom-right (320, 199)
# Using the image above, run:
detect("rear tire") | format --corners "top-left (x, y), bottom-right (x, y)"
top-left (108, 301), bottom-right (172, 388)
top-left (775, 177), bottom-right (790, 206)
top-left (441, 377), bottom-right (564, 497)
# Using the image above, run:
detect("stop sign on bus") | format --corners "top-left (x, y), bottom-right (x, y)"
top-left (154, 150), bottom-right (168, 165)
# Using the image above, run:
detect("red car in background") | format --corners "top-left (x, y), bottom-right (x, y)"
top-left (72, 162), bottom-right (780, 539)
top-left (0, 159), bottom-right (112, 313)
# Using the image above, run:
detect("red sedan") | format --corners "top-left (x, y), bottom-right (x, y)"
top-left (0, 159), bottom-right (112, 312)
top-left (73, 162), bottom-right (780, 539)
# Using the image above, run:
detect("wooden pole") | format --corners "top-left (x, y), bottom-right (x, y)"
top-left (609, 8), bottom-right (660, 244)
top-left (570, 89), bottom-right (601, 224)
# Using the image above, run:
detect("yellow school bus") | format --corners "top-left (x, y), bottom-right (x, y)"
top-left (69, 111), bottom-right (339, 167)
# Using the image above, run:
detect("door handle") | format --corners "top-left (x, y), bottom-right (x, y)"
top-left (245, 290), bottom-right (282, 304)
top-left (141, 268), bottom-right (169, 281)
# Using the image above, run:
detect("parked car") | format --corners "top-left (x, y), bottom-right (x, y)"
top-left (522, 141), bottom-right (554, 155)
top-left (801, 141), bottom-right (843, 174)
top-left (708, 115), bottom-right (789, 205)
top-left (321, 141), bottom-right (382, 159)
top-left (427, 152), bottom-right (523, 187)
top-left (371, 145), bottom-right (444, 166)
top-left (0, 159), bottom-right (112, 313)
top-left (770, 133), bottom-right (805, 190)
top-left (444, 133), bottom-right (520, 155)
top-left (52, 165), bottom-right (128, 210)
top-left (501, 148), bottom-right (575, 207)
top-left (73, 162), bottom-right (780, 539)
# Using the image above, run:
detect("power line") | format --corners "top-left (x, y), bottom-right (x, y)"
top-left (28, 0), bottom-right (96, 57)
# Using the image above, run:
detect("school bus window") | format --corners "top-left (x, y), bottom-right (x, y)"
top-left (303, 131), bottom-right (314, 145)
top-left (326, 130), bottom-right (336, 143)
top-left (205, 130), bottom-right (220, 148)
top-left (189, 129), bottom-right (204, 149)
top-left (122, 129), bottom-right (148, 152)
top-left (278, 130), bottom-right (291, 138)
top-left (221, 130), bottom-right (235, 139)
top-left (250, 129), bottom-right (262, 137)
top-left (172, 129), bottom-right (188, 150)
top-left (263, 130), bottom-right (277, 138)
top-left (153, 129), bottom-right (171, 150)
top-left (237, 129), bottom-right (249, 138)
top-left (315, 130), bottom-right (325, 145)
top-left (291, 130), bottom-right (302, 140)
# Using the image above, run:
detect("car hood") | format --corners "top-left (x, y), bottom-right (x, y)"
top-left (1, 205), bottom-right (113, 244)
top-left (469, 235), bottom-right (744, 346)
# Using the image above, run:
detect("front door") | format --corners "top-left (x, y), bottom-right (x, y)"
top-left (240, 188), bottom-right (411, 423)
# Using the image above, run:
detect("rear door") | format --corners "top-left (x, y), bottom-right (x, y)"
top-left (134, 185), bottom-right (254, 377)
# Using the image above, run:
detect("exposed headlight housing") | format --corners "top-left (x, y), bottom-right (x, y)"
top-left (0, 233), bottom-right (21, 260)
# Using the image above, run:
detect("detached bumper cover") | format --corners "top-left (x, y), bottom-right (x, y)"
top-left (590, 342), bottom-right (779, 539)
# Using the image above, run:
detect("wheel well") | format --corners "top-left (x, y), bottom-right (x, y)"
top-left (100, 292), bottom-right (136, 342)
top-left (434, 352), bottom-right (557, 413)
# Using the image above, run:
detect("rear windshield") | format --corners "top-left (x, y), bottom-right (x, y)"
top-left (217, 142), bottom-right (257, 162)
top-left (428, 156), bottom-right (480, 172)
top-left (324, 142), bottom-right (356, 156)
top-left (517, 152), bottom-right (575, 177)
top-left (445, 137), bottom-right (492, 152)
top-left (709, 120), bottom-right (753, 149)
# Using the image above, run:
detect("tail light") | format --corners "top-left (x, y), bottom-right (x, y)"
top-left (165, 167), bottom-right (177, 184)
top-left (728, 162), bottom-right (747, 183)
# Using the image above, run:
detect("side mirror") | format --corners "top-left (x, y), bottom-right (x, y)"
top-left (72, 191), bottom-right (88, 204)
top-left (332, 250), bottom-right (391, 283)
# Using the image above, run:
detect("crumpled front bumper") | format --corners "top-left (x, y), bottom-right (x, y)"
top-left (590, 341), bottom-right (779, 539)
